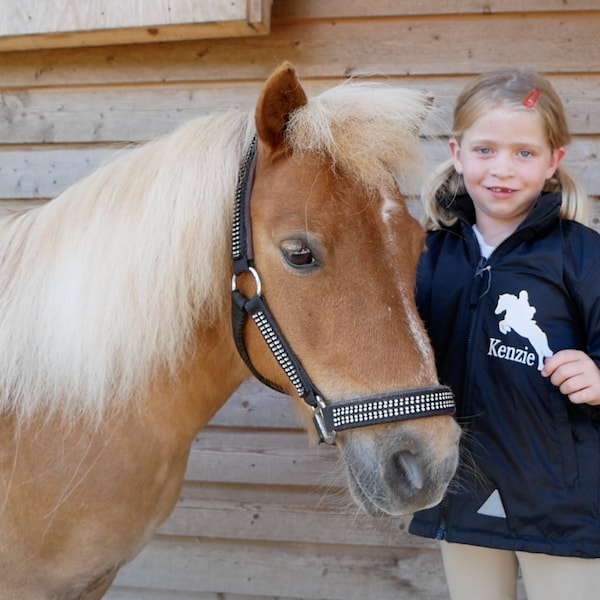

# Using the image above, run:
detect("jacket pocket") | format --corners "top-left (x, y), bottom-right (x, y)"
top-left (547, 385), bottom-right (579, 488)
top-left (571, 410), bottom-right (600, 514)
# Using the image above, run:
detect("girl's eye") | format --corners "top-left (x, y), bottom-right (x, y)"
top-left (476, 147), bottom-right (491, 155)
top-left (519, 150), bottom-right (533, 158)
top-left (281, 240), bottom-right (319, 269)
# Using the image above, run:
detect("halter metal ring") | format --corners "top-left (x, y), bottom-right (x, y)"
top-left (231, 266), bottom-right (262, 297)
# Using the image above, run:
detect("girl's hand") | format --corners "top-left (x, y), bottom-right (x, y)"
top-left (542, 349), bottom-right (600, 406)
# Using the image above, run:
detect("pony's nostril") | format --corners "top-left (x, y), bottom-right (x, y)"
top-left (393, 451), bottom-right (424, 491)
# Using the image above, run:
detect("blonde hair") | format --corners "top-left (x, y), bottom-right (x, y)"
top-left (422, 68), bottom-right (588, 229)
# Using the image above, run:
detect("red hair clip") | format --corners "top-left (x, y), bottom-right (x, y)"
top-left (523, 89), bottom-right (541, 108)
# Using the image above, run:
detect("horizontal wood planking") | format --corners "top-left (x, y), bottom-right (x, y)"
top-left (212, 378), bottom-right (305, 429)
top-left (159, 482), bottom-right (437, 550)
top-left (0, 74), bottom-right (599, 143)
top-left (110, 538), bottom-right (448, 600)
top-left (0, 13), bottom-right (598, 88)
top-left (185, 430), bottom-right (340, 488)
top-left (1, 137), bottom-right (598, 199)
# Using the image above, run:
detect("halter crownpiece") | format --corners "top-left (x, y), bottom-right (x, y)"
top-left (231, 136), bottom-right (455, 444)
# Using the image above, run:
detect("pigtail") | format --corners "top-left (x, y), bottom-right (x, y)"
top-left (548, 164), bottom-right (589, 225)
top-left (420, 159), bottom-right (464, 230)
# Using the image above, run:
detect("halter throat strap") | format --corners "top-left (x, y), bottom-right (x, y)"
top-left (231, 136), bottom-right (455, 444)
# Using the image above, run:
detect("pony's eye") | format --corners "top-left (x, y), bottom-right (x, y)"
top-left (281, 240), bottom-right (319, 269)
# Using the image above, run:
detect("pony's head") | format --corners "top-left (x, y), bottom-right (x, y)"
top-left (235, 63), bottom-right (460, 515)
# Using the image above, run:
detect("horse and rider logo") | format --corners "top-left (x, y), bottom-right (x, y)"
top-left (480, 289), bottom-right (553, 519)
top-left (491, 290), bottom-right (553, 371)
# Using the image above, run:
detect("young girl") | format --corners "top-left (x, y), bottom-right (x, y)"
top-left (409, 68), bottom-right (600, 600)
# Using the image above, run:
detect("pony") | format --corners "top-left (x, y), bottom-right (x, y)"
top-left (0, 62), bottom-right (460, 599)
top-left (495, 290), bottom-right (553, 371)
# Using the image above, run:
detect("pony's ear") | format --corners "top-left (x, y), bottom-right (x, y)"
top-left (255, 62), bottom-right (308, 151)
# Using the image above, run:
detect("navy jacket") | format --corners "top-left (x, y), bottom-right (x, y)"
top-left (409, 192), bottom-right (600, 558)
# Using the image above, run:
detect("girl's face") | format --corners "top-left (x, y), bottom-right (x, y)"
top-left (449, 105), bottom-right (565, 241)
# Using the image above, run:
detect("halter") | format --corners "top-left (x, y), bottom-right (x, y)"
top-left (231, 136), bottom-right (455, 444)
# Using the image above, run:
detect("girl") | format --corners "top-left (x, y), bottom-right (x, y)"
top-left (409, 68), bottom-right (600, 600)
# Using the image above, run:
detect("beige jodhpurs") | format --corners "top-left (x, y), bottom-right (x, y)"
top-left (440, 541), bottom-right (600, 600)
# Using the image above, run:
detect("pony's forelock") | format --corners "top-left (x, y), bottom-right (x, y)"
top-left (286, 81), bottom-right (432, 193)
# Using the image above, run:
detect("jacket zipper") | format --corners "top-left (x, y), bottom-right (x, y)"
top-left (435, 496), bottom-right (450, 540)
top-left (435, 254), bottom-right (490, 541)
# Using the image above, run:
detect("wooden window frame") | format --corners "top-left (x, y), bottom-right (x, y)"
top-left (0, 0), bottom-right (271, 50)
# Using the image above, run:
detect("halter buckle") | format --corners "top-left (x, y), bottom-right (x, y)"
top-left (312, 396), bottom-right (337, 445)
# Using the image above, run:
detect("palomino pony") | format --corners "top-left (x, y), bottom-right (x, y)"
top-left (0, 63), bottom-right (460, 598)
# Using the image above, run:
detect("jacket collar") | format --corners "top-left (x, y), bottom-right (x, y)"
top-left (441, 191), bottom-right (562, 236)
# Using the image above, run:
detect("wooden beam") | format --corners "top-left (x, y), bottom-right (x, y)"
top-left (273, 0), bottom-right (600, 20)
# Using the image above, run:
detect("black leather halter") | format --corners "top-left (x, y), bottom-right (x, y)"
top-left (231, 136), bottom-right (455, 444)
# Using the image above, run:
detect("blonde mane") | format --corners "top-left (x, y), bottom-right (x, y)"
top-left (0, 81), bottom-right (431, 423)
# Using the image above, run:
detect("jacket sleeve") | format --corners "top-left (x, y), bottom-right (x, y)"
top-left (415, 234), bottom-right (437, 327)
top-left (562, 223), bottom-right (600, 421)
top-left (562, 224), bottom-right (600, 363)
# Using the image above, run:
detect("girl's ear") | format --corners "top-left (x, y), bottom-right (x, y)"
top-left (448, 137), bottom-right (463, 174)
top-left (547, 146), bottom-right (566, 179)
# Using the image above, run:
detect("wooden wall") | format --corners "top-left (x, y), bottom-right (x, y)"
top-left (1, 1), bottom-right (598, 598)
